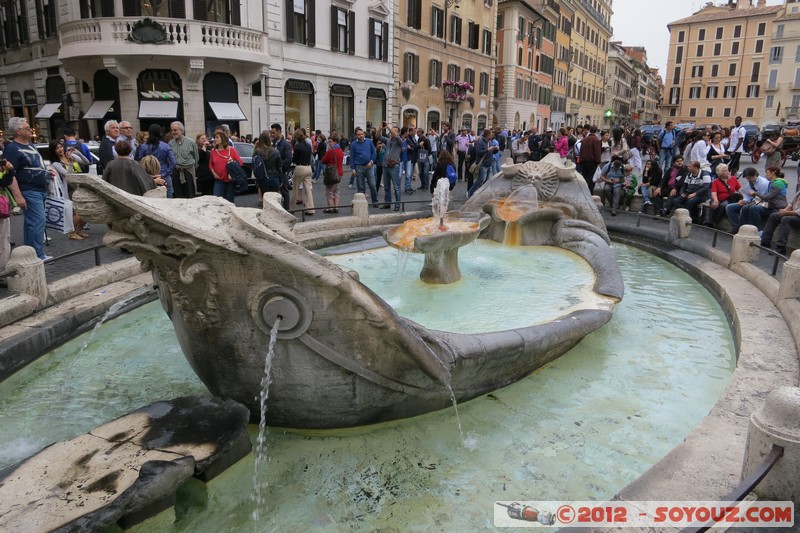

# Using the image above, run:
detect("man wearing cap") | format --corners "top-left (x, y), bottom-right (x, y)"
top-left (455, 127), bottom-right (473, 182)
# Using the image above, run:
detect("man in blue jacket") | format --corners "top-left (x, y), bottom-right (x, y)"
top-left (467, 129), bottom-right (498, 198)
top-left (349, 127), bottom-right (378, 205)
top-left (3, 117), bottom-right (52, 260)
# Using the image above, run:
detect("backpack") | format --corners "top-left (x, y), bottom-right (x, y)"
top-left (446, 164), bottom-right (458, 185)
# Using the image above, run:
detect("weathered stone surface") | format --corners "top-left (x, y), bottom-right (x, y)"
top-left (0, 396), bottom-right (250, 533)
top-left (68, 173), bottom-right (621, 429)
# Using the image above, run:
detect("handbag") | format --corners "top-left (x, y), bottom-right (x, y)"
top-left (45, 179), bottom-right (75, 234)
top-left (323, 164), bottom-right (340, 185)
top-left (0, 191), bottom-right (9, 219)
top-left (469, 154), bottom-right (487, 176)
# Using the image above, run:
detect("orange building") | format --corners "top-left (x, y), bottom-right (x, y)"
top-left (662, 0), bottom-right (782, 127)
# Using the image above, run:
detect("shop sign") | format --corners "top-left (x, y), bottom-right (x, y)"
top-left (330, 84), bottom-right (353, 97)
top-left (286, 79), bottom-right (314, 93)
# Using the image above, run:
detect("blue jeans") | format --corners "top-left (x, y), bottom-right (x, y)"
top-left (383, 164), bottom-right (401, 208)
top-left (402, 161), bottom-right (414, 191)
top-left (312, 158), bottom-right (323, 181)
top-left (658, 148), bottom-right (673, 174)
top-left (354, 164), bottom-right (378, 204)
top-left (417, 160), bottom-right (430, 189)
top-left (213, 179), bottom-right (236, 203)
top-left (22, 189), bottom-right (47, 259)
top-left (491, 157), bottom-right (501, 175)
top-left (467, 165), bottom-right (492, 197)
top-left (739, 204), bottom-right (772, 231)
top-left (164, 175), bottom-right (174, 198)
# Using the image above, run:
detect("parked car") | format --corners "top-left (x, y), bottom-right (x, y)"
top-left (231, 141), bottom-right (256, 192)
top-left (640, 125), bottom-right (663, 144)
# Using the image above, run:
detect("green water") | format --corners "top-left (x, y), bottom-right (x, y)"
top-left (0, 244), bottom-right (735, 532)
top-left (327, 240), bottom-right (613, 332)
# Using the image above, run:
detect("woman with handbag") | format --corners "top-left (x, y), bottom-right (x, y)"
top-left (49, 140), bottom-right (90, 240)
top-left (320, 133), bottom-right (344, 213)
top-left (208, 129), bottom-right (243, 203)
top-left (291, 129), bottom-right (314, 215)
top-left (252, 131), bottom-right (283, 206)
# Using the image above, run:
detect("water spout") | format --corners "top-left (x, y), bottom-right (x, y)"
top-left (431, 179), bottom-right (451, 231)
top-left (251, 316), bottom-right (281, 522)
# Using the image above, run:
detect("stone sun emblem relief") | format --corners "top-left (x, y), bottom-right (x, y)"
top-left (513, 160), bottom-right (560, 201)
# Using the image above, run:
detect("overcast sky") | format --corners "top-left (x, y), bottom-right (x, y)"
top-left (610, 0), bottom-right (783, 79)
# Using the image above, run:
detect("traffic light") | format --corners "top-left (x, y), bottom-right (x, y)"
top-left (604, 109), bottom-right (613, 118)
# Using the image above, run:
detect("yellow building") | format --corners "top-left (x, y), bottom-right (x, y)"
top-left (762, 0), bottom-right (800, 125)
top-left (663, 0), bottom-right (782, 127)
top-left (395, 0), bottom-right (496, 131)
top-left (568, 0), bottom-right (613, 127)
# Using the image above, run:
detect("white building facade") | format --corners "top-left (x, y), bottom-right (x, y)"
top-left (0, 0), bottom-right (393, 141)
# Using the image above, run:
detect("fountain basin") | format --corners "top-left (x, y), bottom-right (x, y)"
top-left (68, 161), bottom-right (622, 429)
top-left (384, 211), bottom-right (490, 284)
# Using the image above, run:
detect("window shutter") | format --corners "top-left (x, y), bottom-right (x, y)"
top-left (382, 22), bottom-right (388, 62)
top-left (430, 6), bottom-right (435, 36)
top-left (122, 0), bottom-right (139, 17)
top-left (307, 0), bottom-right (315, 46)
top-left (415, 1), bottom-right (422, 29)
top-left (170, 0), bottom-right (185, 19)
top-left (79, 0), bottom-right (89, 17)
top-left (193, 0), bottom-right (206, 20)
top-left (230, 0), bottom-right (241, 26)
top-left (368, 17), bottom-right (375, 58)
top-left (330, 6), bottom-right (338, 51)
top-left (285, 0), bottom-right (294, 42)
top-left (101, 0), bottom-right (113, 15)
top-left (413, 54), bottom-right (420, 84)
top-left (348, 10), bottom-right (355, 55)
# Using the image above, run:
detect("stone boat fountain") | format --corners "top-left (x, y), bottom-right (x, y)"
top-left (70, 154), bottom-right (623, 429)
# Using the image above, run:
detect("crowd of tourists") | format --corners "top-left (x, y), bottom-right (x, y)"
top-left (2, 114), bottom-right (799, 279)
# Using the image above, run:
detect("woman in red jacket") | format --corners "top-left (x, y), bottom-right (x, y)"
top-left (320, 133), bottom-right (345, 213)
top-left (208, 129), bottom-right (243, 203)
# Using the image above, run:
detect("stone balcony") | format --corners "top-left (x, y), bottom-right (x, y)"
top-left (58, 17), bottom-right (269, 66)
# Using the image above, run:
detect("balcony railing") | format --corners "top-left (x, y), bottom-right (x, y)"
top-left (59, 17), bottom-right (266, 59)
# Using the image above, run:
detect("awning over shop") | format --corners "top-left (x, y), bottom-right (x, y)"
top-left (208, 102), bottom-right (247, 121)
top-left (34, 103), bottom-right (61, 119)
top-left (138, 100), bottom-right (179, 119)
top-left (83, 100), bottom-right (115, 120)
